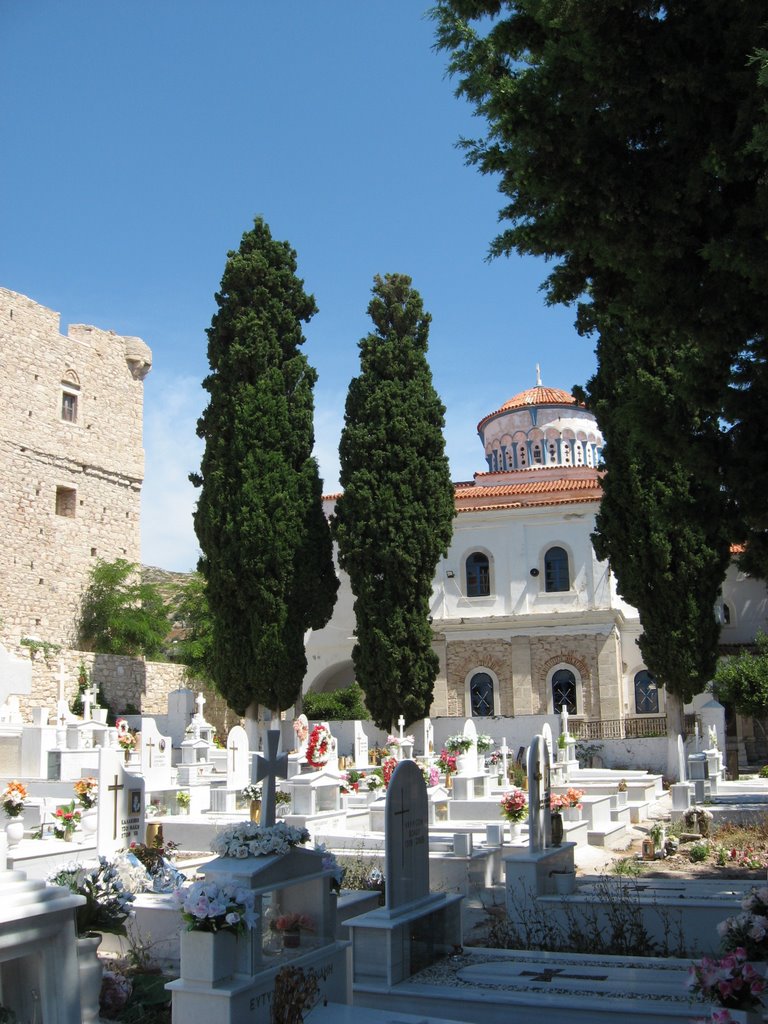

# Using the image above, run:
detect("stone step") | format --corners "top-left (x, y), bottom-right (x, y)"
top-left (587, 822), bottom-right (628, 849)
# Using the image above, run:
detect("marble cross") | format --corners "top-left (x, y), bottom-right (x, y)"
top-left (500, 736), bottom-right (509, 782)
top-left (397, 714), bottom-right (405, 742)
top-left (255, 730), bottom-right (288, 827)
top-left (195, 691), bottom-right (206, 720)
top-left (560, 705), bottom-right (569, 740)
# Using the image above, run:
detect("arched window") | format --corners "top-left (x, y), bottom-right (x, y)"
top-left (518, 443), bottom-right (527, 467)
top-left (532, 443), bottom-right (543, 464)
top-left (634, 671), bottom-right (659, 714)
top-left (466, 552), bottom-right (490, 597)
top-left (552, 669), bottom-right (577, 715)
top-left (469, 672), bottom-right (494, 716)
top-left (544, 546), bottom-right (569, 592)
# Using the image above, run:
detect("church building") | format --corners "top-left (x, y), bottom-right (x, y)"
top-left (305, 378), bottom-right (768, 743)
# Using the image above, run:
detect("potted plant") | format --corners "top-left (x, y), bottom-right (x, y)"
top-left (561, 788), bottom-right (585, 822)
top-left (53, 800), bottom-right (82, 841)
top-left (271, 912), bottom-right (315, 949)
top-left (445, 734), bottom-right (473, 773)
top-left (687, 948), bottom-right (766, 1023)
top-left (242, 783), bottom-right (262, 822)
top-left (719, 887), bottom-right (768, 961)
top-left (435, 749), bottom-right (458, 788)
top-left (275, 789), bottom-right (292, 817)
top-left (2, 780), bottom-right (27, 849)
top-left (174, 879), bottom-right (258, 983)
top-left (74, 776), bottom-right (98, 837)
top-left (500, 789), bottom-right (528, 840)
top-left (176, 790), bottom-right (191, 815)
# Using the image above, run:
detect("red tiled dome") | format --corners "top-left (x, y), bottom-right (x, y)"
top-left (478, 385), bottom-right (578, 432)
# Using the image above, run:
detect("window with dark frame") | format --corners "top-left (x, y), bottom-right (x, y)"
top-left (544, 546), bottom-right (570, 592)
top-left (634, 670), bottom-right (659, 714)
top-left (552, 669), bottom-right (577, 715)
top-left (470, 672), bottom-right (494, 716)
top-left (55, 486), bottom-right (76, 518)
top-left (466, 552), bottom-right (491, 597)
top-left (61, 390), bottom-right (78, 423)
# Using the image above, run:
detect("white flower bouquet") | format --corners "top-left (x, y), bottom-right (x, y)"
top-left (173, 879), bottom-right (258, 935)
top-left (211, 821), bottom-right (311, 859)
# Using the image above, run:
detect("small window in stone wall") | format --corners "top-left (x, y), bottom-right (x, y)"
top-left (61, 389), bottom-right (78, 423)
top-left (55, 486), bottom-right (76, 518)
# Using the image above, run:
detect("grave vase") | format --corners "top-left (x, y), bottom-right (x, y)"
top-left (550, 812), bottom-right (564, 847)
top-left (4, 818), bottom-right (24, 848)
top-left (77, 933), bottom-right (103, 1024)
top-left (250, 799), bottom-right (262, 823)
top-left (507, 821), bottom-right (521, 842)
top-left (282, 929), bottom-right (301, 949)
top-left (562, 806), bottom-right (581, 822)
top-left (180, 929), bottom-right (237, 984)
top-left (456, 753), bottom-right (472, 775)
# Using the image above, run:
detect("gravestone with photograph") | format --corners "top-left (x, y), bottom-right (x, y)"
top-left (345, 759), bottom-right (463, 990)
top-left (96, 745), bottom-right (145, 856)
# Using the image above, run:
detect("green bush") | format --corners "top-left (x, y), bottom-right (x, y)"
top-left (689, 842), bottom-right (710, 862)
top-left (302, 683), bottom-right (368, 721)
top-left (759, 765), bottom-right (768, 779)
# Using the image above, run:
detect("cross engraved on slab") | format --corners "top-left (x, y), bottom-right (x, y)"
top-left (255, 730), bottom-right (288, 827)
top-left (520, 968), bottom-right (608, 983)
top-left (393, 787), bottom-right (410, 869)
top-left (229, 738), bottom-right (238, 772)
top-left (145, 736), bottom-right (156, 768)
top-left (107, 774), bottom-right (124, 840)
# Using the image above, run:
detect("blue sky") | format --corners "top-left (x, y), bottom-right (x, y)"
top-left (1, 2), bottom-right (596, 572)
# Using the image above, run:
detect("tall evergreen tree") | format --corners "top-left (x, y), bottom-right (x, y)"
top-left (191, 218), bottom-right (338, 715)
top-left (434, 2), bottom-right (768, 706)
top-left (334, 274), bottom-right (454, 730)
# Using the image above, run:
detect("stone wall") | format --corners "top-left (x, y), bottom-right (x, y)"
top-left (0, 288), bottom-right (151, 648)
top-left (438, 631), bottom-right (622, 721)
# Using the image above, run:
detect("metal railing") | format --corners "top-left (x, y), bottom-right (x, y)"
top-left (569, 716), bottom-right (668, 740)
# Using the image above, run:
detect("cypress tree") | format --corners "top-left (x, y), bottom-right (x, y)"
top-left (191, 217), bottom-right (338, 715)
top-left (334, 274), bottom-right (454, 730)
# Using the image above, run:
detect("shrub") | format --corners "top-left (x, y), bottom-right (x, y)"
top-left (689, 842), bottom-right (710, 863)
top-left (759, 765), bottom-right (768, 779)
top-left (302, 683), bottom-right (368, 721)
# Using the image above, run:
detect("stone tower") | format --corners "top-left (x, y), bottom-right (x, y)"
top-left (0, 287), bottom-right (152, 648)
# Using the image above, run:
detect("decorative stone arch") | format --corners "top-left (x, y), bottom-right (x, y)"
top-left (60, 369), bottom-right (81, 424)
top-left (464, 666), bottom-right (500, 717)
top-left (62, 368), bottom-right (81, 387)
top-left (544, 659), bottom-right (587, 716)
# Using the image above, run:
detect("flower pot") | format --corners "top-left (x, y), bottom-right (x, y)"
top-left (553, 870), bottom-right (576, 895)
top-left (562, 806), bottom-right (581, 823)
top-left (508, 821), bottom-right (521, 842)
top-left (4, 819), bottom-right (24, 849)
top-left (282, 930), bottom-right (300, 949)
top-left (77, 933), bottom-right (103, 1024)
top-left (180, 929), bottom-right (237, 984)
top-left (550, 812), bottom-right (564, 847)
top-left (456, 753), bottom-right (472, 775)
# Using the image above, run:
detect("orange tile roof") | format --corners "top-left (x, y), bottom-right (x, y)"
top-left (455, 477), bottom-right (600, 499)
top-left (477, 385), bottom-right (582, 432)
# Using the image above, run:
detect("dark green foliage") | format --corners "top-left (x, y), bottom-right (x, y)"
top-left (434, 2), bottom-right (768, 694)
top-left (302, 683), bottom-right (369, 721)
top-left (334, 274), bottom-right (454, 730)
top-left (192, 218), bottom-right (338, 715)
top-left (169, 573), bottom-right (214, 685)
top-left (77, 559), bottom-right (169, 659)
top-left (713, 632), bottom-right (768, 716)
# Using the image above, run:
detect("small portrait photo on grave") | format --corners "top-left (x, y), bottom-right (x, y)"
top-left (159, 739), bottom-right (166, 752)
top-left (130, 790), bottom-right (141, 814)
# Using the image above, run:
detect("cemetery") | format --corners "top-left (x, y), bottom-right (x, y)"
top-left (0, 683), bottom-right (767, 1024)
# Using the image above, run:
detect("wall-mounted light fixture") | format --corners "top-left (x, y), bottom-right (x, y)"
top-left (446, 570), bottom-right (455, 579)
top-left (530, 568), bottom-right (540, 577)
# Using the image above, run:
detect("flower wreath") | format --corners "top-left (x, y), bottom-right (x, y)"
top-left (306, 724), bottom-right (331, 768)
top-left (116, 718), bottom-right (129, 737)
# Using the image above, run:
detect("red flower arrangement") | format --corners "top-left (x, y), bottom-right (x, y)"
top-left (306, 724), bottom-right (331, 768)
top-left (382, 757), bottom-right (398, 788)
top-left (435, 749), bottom-right (457, 774)
top-left (500, 789), bottom-right (528, 823)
